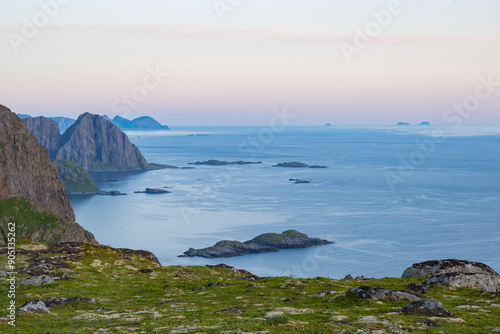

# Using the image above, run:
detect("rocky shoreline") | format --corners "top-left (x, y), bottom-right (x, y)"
top-left (180, 230), bottom-right (332, 258)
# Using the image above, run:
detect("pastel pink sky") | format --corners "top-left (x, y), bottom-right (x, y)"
top-left (1, 0), bottom-right (499, 126)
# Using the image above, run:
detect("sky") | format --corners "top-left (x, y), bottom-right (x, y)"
top-left (0, 0), bottom-right (499, 126)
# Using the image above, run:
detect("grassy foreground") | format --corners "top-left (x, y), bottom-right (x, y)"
top-left (1, 243), bottom-right (499, 333)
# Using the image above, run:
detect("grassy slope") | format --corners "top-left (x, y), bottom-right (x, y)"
top-left (0, 244), bottom-right (499, 333)
top-left (53, 160), bottom-right (100, 193)
top-left (0, 197), bottom-right (61, 244)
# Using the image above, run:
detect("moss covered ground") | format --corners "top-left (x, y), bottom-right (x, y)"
top-left (1, 243), bottom-right (499, 333)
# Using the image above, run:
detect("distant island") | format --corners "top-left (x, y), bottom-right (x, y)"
top-left (180, 230), bottom-right (333, 258)
top-left (396, 122), bottom-right (410, 126)
top-left (419, 121), bottom-right (431, 125)
top-left (273, 162), bottom-right (327, 168)
top-left (19, 113), bottom-right (169, 132)
top-left (111, 115), bottom-right (170, 130)
top-left (189, 160), bottom-right (262, 166)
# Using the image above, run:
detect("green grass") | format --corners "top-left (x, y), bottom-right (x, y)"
top-left (54, 160), bottom-right (100, 193)
top-left (0, 197), bottom-right (60, 244)
top-left (0, 243), bottom-right (499, 333)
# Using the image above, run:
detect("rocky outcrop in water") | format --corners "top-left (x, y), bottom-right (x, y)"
top-left (189, 160), bottom-right (262, 166)
top-left (135, 188), bottom-right (170, 194)
top-left (56, 113), bottom-right (161, 172)
top-left (273, 162), bottom-right (327, 168)
top-left (0, 105), bottom-right (96, 244)
top-left (181, 230), bottom-right (332, 258)
top-left (25, 116), bottom-right (61, 159)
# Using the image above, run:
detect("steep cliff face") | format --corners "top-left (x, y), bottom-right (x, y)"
top-left (0, 105), bottom-right (96, 244)
top-left (25, 116), bottom-right (62, 159)
top-left (57, 113), bottom-right (150, 172)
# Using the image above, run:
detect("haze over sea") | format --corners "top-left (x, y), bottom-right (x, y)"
top-left (70, 125), bottom-right (500, 279)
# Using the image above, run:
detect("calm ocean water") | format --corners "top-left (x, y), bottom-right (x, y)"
top-left (70, 126), bottom-right (500, 279)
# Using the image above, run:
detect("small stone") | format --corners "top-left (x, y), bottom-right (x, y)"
top-left (398, 299), bottom-right (452, 317)
top-left (358, 315), bottom-right (380, 324)
top-left (18, 300), bottom-right (50, 313)
top-left (265, 311), bottom-right (284, 318)
top-left (330, 315), bottom-right (349, 322)
top-left (416, 318), bottom-right (439, 327)
top-left (19, 275), bottom-right (55, 286)
top-left (91, 260), bottom-right (102, 267)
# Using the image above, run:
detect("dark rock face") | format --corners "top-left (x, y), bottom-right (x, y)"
top-left (182, 230), bottom-right (332, 258)
top-left (402, 259), bottom-right (498, 278)
top-left (57, 113), bottom-right (150, 172)
top-left (349, 286), bottom-right (420, 301)
top-left (25, 116), bottom-right (61, 159)
top-left (0, 106), bottom-right (74, 223)
top-left (49, 117), bottom-right (76, 133)
top-left (398, 298), bottom-right (452, 317)
top-left (425, 273), bottom-right (500, 292)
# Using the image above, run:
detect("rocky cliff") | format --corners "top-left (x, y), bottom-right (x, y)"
top-left (25, 116), bottom-right (62, 159)
top-left (56, 113), bottom-right (152, 172)
top-left (0, 105), bottom-right (96, 243)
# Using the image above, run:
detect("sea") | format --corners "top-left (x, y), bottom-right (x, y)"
top-left (69, 125), bottom-right (500, 279)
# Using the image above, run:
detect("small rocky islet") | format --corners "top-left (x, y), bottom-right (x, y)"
top-left (273, 162), bottom-right (327, 168)
top-left (189, 160), bottom-right (262, 166)
top-left (180, 230), bottom-right (333, 258)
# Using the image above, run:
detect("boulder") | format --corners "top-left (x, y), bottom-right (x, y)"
top-left (398, 299), bottom-right (452, 317)
top-left (349, 286), bottom-right (420, 301)
top-left (401, 259), bottom-right (498, 278)
top-left (425, 273), bottom-right (500, 292)
top-left (406, 282), bottom-right (431, 294)
top-left (19, 275), bottom-right (55, 286)
top-left (18, 300), bottom-right (50, 313)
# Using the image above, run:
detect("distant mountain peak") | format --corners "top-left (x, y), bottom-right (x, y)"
top-left (111, 115), bottom-right (170, 130)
